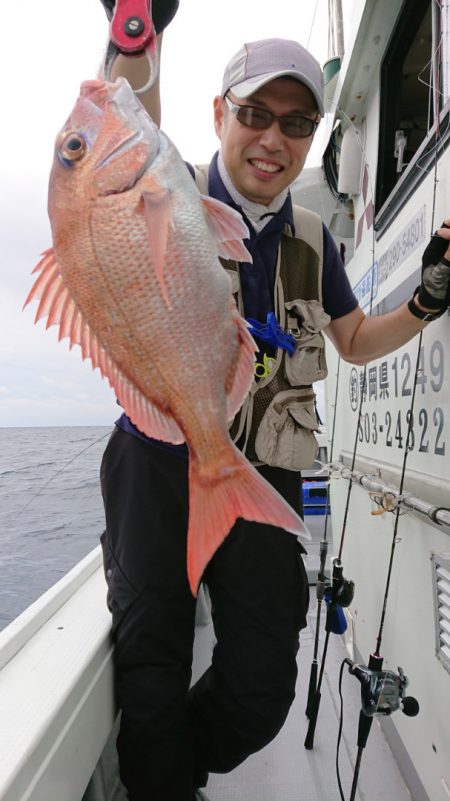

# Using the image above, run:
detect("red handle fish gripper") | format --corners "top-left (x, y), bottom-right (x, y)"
top-left (109, 0), bottom-right (155, 53)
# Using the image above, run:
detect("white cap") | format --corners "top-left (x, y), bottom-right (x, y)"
top-left (221, 38), bottom-right (324, 116)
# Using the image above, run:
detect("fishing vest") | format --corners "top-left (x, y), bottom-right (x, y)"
top-left (194, 165), bottom-right (331, 471)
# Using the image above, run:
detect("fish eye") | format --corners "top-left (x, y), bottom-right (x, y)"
top-left (59, 132), bottom-right (87, 162)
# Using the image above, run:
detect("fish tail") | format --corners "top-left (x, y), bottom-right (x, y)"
top-left (187, 448), bottom-right (310, 595)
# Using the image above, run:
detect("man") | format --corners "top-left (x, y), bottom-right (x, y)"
top-left (98, 4), bottom-right (450, 800)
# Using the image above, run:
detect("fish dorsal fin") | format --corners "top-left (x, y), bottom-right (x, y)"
top-left (200, 195), bottom-right (252, 263)
top-left (226, 305), bottom-right (257, 419)
top-left (142, 189), bottom-right (173, 310)
top-left (24, 249), bottom-right (185, 444)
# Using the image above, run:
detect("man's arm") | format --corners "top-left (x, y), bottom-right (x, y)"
top-left (106, 39), bottom-right (163, 124)
top-left (325, 303), bottom-right (433, 366)
top-left (325, 220), bottom-right (450, 365)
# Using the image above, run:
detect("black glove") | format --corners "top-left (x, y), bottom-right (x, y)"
top-left (417, 222), bottom-right (450, 311)
top-left (99, 0), bottom-right (179, 34)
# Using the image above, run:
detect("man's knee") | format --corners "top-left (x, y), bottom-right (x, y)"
top-left (242, 674), bottom-right (297, 748)
top-left (190, 660), bottom-right (298, 773)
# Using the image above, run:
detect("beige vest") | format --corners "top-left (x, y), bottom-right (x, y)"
top-left (194, 164), bottom-right (330, 470)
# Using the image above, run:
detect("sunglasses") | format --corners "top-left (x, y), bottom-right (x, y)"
top-left (224, 96), bottom-right (319, 139)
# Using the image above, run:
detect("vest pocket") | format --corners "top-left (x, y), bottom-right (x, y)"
top-left (254, 388), bottom-right (320, 470)
top-left (284, 299), bottom-right (330, 385)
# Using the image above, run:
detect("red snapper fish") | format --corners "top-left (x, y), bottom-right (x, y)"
top-left (25, 78), bottom-right (310, 594)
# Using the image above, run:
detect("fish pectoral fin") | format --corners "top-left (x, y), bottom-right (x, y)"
top-left (200, 195), bottom-right (252, 263)
top-left (142, 189), bottom-right (173, 309)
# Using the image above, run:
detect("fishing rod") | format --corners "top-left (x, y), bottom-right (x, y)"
top-left (304, 357), bottom-right (340, 719)
top-left (336, 333), bottom-right (425, 800)
top-left (0, 429), bottom-right (112, 522)
top-left (336, 657), bottom-right (419, 801)
top-left (304, 117), bottom-right (373, 747)
top-left (303, 112), bottom-right (362, 730)
top-left (304, 108), bottom-right (444, 756)
top-left (303, 359), bottom-right (363, 748)
top-left (304, 555), bottom-right (354, 749)
top-left (334, 37), bottom-right (449, 795)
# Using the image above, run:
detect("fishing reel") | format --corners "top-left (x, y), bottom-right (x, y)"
top-left (345, 660), bottom-right (419, 718)
top-left (325, 558), bottom-right (355, 608)
top-left (322, 558), bottom-right (355, 636)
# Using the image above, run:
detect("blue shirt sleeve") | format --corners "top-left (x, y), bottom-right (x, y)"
top-left (322, 225), bottom-right (359, 320)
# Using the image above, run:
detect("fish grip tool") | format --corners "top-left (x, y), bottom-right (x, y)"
top-left (109, 0), bottom-right (155, 54)
top-left (104, 0), bottom-right (157, 93)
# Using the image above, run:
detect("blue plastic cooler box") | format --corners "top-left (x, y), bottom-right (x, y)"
top-left (302, 480), bottom-right (330, 515)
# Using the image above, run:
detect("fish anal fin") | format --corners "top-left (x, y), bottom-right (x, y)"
top-left (116, 381), bottom-right (185, 445)
top-left (200, 195), bottom-right (252, 263)
top-left (187, 447), bottom-right (310, 596)
top-left (142, 189), bottom-right (173, 310)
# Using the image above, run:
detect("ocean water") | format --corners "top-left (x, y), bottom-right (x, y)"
top-left (0, 425), bottom-right (114, 632)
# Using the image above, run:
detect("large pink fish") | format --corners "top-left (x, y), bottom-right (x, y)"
top-left (25, 78), bottom-right (309, 593)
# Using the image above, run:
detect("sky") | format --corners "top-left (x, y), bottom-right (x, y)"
top-left (0, 0), bottom-right (329, 428)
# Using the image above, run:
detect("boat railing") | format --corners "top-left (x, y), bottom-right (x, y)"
top-left (331, 460), bottom-right (450, 531)
top-left (0, 546), bottom-right (116, 801)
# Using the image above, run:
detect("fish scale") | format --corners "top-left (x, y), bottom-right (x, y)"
top-left (24, 77), bottom-right (310, 593)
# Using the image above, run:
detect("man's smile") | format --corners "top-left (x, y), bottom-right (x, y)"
top-left (248, 158), bottom-right (284, 174)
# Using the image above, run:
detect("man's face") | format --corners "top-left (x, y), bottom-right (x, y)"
top-left (214, 77), bottom-right (319, 206)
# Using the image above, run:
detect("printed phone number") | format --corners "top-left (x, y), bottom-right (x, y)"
top-left (378, 206), bottom-right (426, 284)
top-left (357, 408), bottom-right (445, 456)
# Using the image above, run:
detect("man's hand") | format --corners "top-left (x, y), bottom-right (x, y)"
top-left (99, 0), bottom-right (179, 34)
top-left (416, 220), bottom-right (450, 311)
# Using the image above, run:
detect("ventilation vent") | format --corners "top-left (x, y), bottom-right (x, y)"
top-left (432, 553), bottom-right (450, 675)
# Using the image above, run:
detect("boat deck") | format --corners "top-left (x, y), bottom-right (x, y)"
top-left (198, 518), bottom-right (411, 801)
top-left (107, 515), bottom-right (413, 801)
top-left (0, 509), bottom-right (414, 801)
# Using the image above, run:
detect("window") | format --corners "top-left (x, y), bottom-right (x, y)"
top-left (375, 0), bottom-right (449, 227)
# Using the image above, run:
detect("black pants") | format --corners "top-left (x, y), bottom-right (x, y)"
top-left (100, 427), bottom-right (309, 801)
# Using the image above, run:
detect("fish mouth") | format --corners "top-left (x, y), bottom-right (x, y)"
top-left (79, 78), bottom-right (160, 190)
top-left (80, 77), bottom-right (140, 112)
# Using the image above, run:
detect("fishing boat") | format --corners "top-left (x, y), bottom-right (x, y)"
top-left (1, 0), bottom-right (449, 799)
top-left (291, 0), bottom-right (450, 798)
